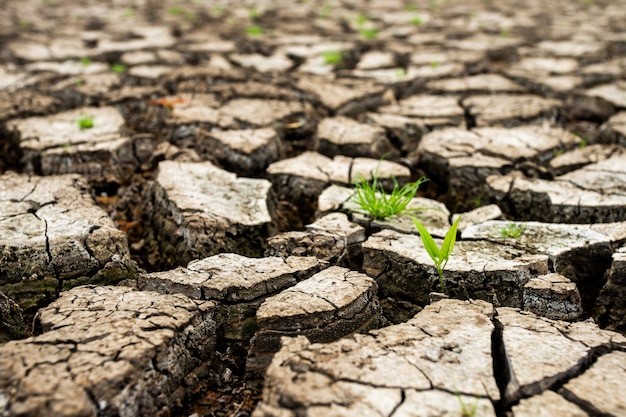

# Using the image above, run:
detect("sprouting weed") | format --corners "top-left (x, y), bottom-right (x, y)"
top-left (394, 68), bottom-right (407, 78)
top-left (578, 136), bottom-right (589, 149)
top-left (410, 16), bottom-right (423, 26)
top-left (245, 25), bottom-right (264, 36)
top-left (352, 167), bottom-right (429, 221)
top-left (248, 8), bottom-right (262, 19)
top-left (412, 216), bottom-right (462, 294)
top-left (321, 51), bottom-right (343, 65)
top-left (356, 13), bottom-right (368, 26)
top-left (110, 64), bottom-right (126, 73)
top-left (76, 114), bottom-right (94, 130)
top-left (430, 61), bottom-right (440, 68)
top-left (318, 4), bottom-right (332, 18)
top-left (80, 57), bottom-right (91, 67)
top-left (168, 5), bottom-right (184, 16)
top-left (499, 223), bottom-right (525, 238)
top-left (360, 28), bottom-right (379, 39)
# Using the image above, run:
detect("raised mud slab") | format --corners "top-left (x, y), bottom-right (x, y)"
top-left (0, 173), bottom-right (131, 312)
top-left (144, 160), bottom-right (273, 264)
top-left (254, 299), bottom-right (626, 417)
top-left (0, 285), bottom-right (217, 417)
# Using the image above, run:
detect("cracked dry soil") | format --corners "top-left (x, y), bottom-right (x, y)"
top-left (1, 0), bottom-right (626, 416)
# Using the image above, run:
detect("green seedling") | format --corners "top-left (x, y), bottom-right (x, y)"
top-left (352, 170), bottom-right (429, 221)
top-left (457, 392), bottom-right (479, 417)
top-left (410, 16), bottom-right (423, 26)
top-left (356, 13), bottom-right (369, 26)
top-left (405, 4), bottom-right (417, 11)
top-left (211, 5), bottom-right (224, 15)
top-left (500, 29), bottom-right (510, 38)
top-left (248, 8), bottom-right (262, 19)
top-left (123, 8), bottom-right (135, 17)
top-left (168, 5), bottom-right (184, 16)
top-left (578, 136), bottom-right (589, 149)
top-left (318, 4), bottom-right (332, 18)
top-left (245, 25), bottom-right (264, 35)
top-left (499, 223), bottom-right (525, 238)
top-left (430, 60), bottom-right (440, 68)
top-left (76, 114), bottom-right (94, 130)
top-left (394, 68), bottom-right (407, 78)
top-left (412, 216), bottom-right (462, 294)
top-left (19, 19), bottom-right (30, 29)
top-left (360, 28), bottom-right (379, 39)
top-left (110, 63), bottom-right (126, 73)
top-left (321, 50), bottom-right (343, 65)
top-left (80, 57), bottom-right (91, 67)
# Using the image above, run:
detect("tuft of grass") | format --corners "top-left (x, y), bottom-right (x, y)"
top-left (76, 114), bottom-right (94, 130)
top-left (395, 68), bottom-right (407, 78)
top-left (352, 167), bottom-right (429, 221)
top-left (321, 50), bottom-right (343, 65)
top-left (318, 4), bottom-right (332, 18)
top-left (168, 5), bottom-right (184, 16)
top-left (430, 60), bottom-right (440, 68)
top-left (410, 16), bottom-right (423, 26)
top-left (248, 8), bottom-right (262, 19)
top-left (245, 25), bottom-right (264, 36)
top-left (413, 216), bottom-right (462, 294)
top-left (356, 13), bottom-right (369, 26)
top-left (110, 63), bottom-right (126, 73)
top-left (80, 57), bottom-right (91, 67)
top-left (578, 136), bottom-right (589, 149)
top-left (359, 28), bottom-right (379, 39)
top-left (499, 223), bottom-right (525, 238)
top-left (500, 29), bottom-right (510, 38)
top-left (123, 8), bottom-right (135, 18)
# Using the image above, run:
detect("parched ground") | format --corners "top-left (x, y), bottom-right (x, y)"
top-left (1, 0), bottom-right (626, 416)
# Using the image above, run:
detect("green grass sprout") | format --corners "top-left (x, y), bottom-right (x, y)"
top-left (499, 223), bottom-right (525, 238)
top-left (76, 114), bottom-right (94, 130)
top-left (352, 166), bottom-right (429, 221)
top-left (80, 57), bottom-right (91, 67)
top-left (359, 28), bottom-right (379, 39)
top-left (110, 63), bottom-right (126, 73)
top-left (245, 25), bottom-right (264, 35)
top-left (321, 50), bottom-right (343, 65)
top-left (412, 216), bottom-right (462, 294)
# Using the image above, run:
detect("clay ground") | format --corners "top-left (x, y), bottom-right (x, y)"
top-left (1, 0), bottom-right (626, 416)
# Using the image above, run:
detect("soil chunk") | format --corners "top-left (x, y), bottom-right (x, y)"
top-left (144, 160), bottom-right (273, 264)
top-left (0, 173), bottom-right (131, 312)
top-left (0, 285), bottom-right (217, 417)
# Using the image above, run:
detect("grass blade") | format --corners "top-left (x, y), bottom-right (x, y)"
top-left (412, 217), bottom-right (441, 264)
top-left (440, 215), bottom-right (461, 261)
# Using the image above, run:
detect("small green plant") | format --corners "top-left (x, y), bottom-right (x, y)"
top-left (123, 8), bottom-right (135, 18)
top-left (211, 5), bottom-right (224, 15)
top-left (19, 19), bottom-right (30, 29)
top-left (168, 5), bottom-right (184, 16)
top-left (499, 223), bottom-right (525, 238)
top-left (245, 25), bottom-right (264, 35)
top-left (500, 29), bottom-right (510, 38)
top-left (321, 50), bottom-right (343, 65)
top-left (394, 68), bottom-right (407, 78)
top-left (318, 4), bottom-right (332, 18)
top-left (405, 3), bottom-right (417, 11)
top-left (457, 393), bottom-right (479, 417)
top-left (412, 216), bottom-right (462, 294)
top-left (76, 114), bottom-right (94, 130)
top-left (410, 16), bottom-right (423, 26)
top-left (430, 60), bottom-right (440, 68)
top-left (248, 8), bottom-right (262, 19)
top-left (110, 63), bottom-right (126, 73)
top-left (356, 13), bottom-right (369, 26)
top-left (359, 28), bottom-right (379, 39)
top-left (352, 167), bottom-right (429, 221)
top-left (578, 136), bottom-right (589, 149)
top-left (80, 57), bottom-right (91, 67)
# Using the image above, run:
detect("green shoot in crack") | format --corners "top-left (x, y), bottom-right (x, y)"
top-left (352, 168), bottom-right (428, 221)
top-left (412, 216), bottom-right (462, 294)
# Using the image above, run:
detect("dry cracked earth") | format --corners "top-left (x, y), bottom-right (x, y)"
top-left (1, 0), bottom-right (626, 416)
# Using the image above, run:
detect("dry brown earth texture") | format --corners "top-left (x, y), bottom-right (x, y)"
top-left (1, 0), bottom-right (626, 416)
